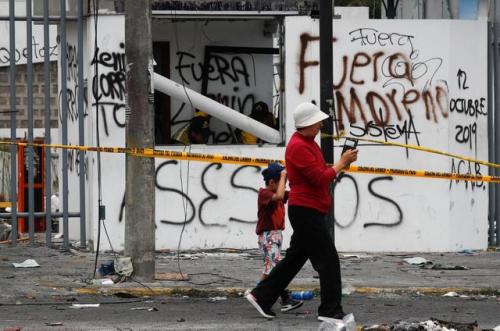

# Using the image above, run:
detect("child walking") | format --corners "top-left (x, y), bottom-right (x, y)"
top-left (254, 163), bottom-right (303, 314)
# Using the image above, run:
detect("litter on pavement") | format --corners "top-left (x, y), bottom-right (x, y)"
top-left (318, 313), bottom-right (356, 331)
top-left (130, 307), bottom-right (158, 311)
top-left (427, 264), bottom-right (469, 270)
top-left (70, 303), bottom-right (101, 309)
top-left (155, 272), bottom-right (190, 281)
top-left (442, 291), bottom-right (469, 298)
top-left (45, 322), bottom-right (63, 326)
top-left (114, 257), bottom-right (133, 277)
top-left (12, 259), bottom-right (40, 268)
top-left (403, 257), bottom-right (429, 265)
top-left (207, 296), bottom-right (227, 302)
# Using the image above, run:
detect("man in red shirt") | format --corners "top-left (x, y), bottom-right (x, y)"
top-left (255, 163), bottom-right (303, 313)
top-left (246, 102), bottom-right (358, 323)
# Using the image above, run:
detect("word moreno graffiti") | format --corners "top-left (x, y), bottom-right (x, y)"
top-left (299, 32), bottom-right (449, 130)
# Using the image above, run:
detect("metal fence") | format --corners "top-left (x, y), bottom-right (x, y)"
top-left (0, 0), bottom-right (84, 250)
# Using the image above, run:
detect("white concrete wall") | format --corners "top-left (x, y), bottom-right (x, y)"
top-left (63, 15), bottom-right (488, 252)
top-left (284, 17), bottom-right (488, 251)
top-left (64, 15), bottom-right (282, 250)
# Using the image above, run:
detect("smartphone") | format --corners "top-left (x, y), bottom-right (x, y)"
top-left (342, 138), bottom-right (358, 155)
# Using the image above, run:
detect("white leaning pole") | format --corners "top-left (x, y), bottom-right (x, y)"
top-left (153, 73), bottom-right (282, 144)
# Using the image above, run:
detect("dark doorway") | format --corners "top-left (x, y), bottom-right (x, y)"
top-left (153, 41), bottom-right (171, 145)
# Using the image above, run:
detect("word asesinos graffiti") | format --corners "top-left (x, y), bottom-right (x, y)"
top-left (299, 32), bottom-right (449, 130)
top-left (118, 161), bottom-right (262, 226)
top-left (116, 160), bottom-right (405, 230)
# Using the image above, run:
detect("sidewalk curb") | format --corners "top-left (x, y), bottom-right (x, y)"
top-left (74, 286), bottom-right (500, 298)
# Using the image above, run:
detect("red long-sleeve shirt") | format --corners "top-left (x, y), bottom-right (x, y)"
top-left (285, 132), bottom-right (337, 213)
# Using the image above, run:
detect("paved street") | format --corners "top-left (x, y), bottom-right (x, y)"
top-left (0, 294), bottom-right (499, 330)
top-left (1, 244), bottom-right (499, 330)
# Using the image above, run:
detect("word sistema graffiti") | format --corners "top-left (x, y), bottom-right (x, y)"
top-left (299, 33), bottom-right (449, 130)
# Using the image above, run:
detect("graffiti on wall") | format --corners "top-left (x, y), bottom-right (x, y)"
top-left (91, 42), bottom-right (127, 136)
top-left (173, 50), bottom-right (270, 143)
top-left (299, 29), bottom-right (449, 134)
top-left (61, 42), bottom-right (90, 179)
top-left (448, 68), bottom-right (487, 191)
top-left (0, 22), bottom-right (58, 67)
top-left (118, 161), bottom-right (263, 226)
top-left (285, 18), bottom-right (488, 252)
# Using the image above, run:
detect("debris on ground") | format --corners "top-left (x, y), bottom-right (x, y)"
top-left (422, 264), bottom-right (469, 270)
top-left (98, 261), bottom-right (115, 276)
top-left (70, 303), bottom-right (100, 309)
top-left (362, 324), bottom-right (391, 331)
top-left (130, 307), bottom-right (158, 311)
top-left (113, 292), bottom-right (138, 299)
top-left (430, 318), bottom-right (479, 331)
top-left (0, 220), bottom-right (12, 241)
top-left (114, 257), bottom-right (133, 277)
top-left (403, 257), bottom-right (430, 265)
top-left (442, 292), bottom-right (469, 298)
top-left (342, 283), bottom-right (356, 296)
top-left (12, 259), bottom-right (40, 268)
top-left (45, 322), bottom-right (63, 326)
top-left (91, 278), bottom-right (114, 285)
top-left (390, 319), bottom-right (479, 331)
top-left (155, 272), bottom-right (189, 281)
top-left (207, 296), bottom-right (227, 302)
top-left (319, 313), bottom-right (356, 331)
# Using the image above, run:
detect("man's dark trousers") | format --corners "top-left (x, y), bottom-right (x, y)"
top-left (251, 205), bottom-right (343, 317)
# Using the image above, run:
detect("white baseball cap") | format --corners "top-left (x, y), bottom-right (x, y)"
top-left (293, 102), bottom-right (329, 128)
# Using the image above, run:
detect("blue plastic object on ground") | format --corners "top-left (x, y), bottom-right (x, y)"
top-left (291, 290), bottom-right (314, 300)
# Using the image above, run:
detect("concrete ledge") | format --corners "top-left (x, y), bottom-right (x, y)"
top-left (74, 286), bottom-right (500, 298)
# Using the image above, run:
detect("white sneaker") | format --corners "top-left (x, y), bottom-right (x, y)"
top-left (318, 316), bottom-right (345, 324)
top-left (245, 293), bottom-right (276, 319)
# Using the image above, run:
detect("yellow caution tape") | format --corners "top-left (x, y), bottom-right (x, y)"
top-left (1, 140), bottom-right (499, 183)
top-left (348, 165), bottom-right (498, 183)
top-left (322, 133), bottom-right (500, 169)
